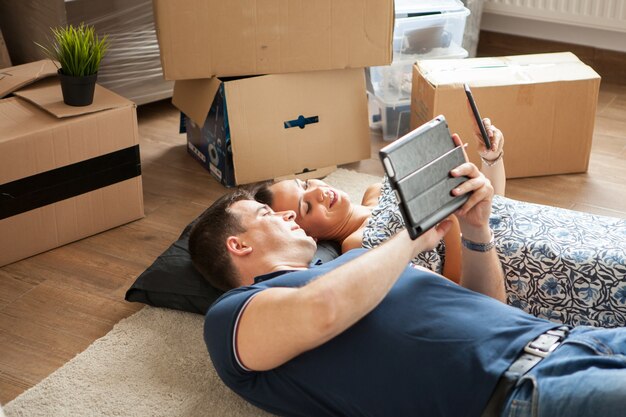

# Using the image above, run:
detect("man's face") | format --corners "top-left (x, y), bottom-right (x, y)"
top-left (229, 199), bottom-right (317, 259)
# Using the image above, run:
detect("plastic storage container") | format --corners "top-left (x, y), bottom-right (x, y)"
top-left (368, 47), bottom-right (468, 102)
top-left (367, 92), bottom-right (412, 142)
top-left (393, 0), bottom-right (470, 61)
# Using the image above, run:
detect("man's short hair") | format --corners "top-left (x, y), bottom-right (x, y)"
top-left (189, 188), bottom-right (254, 291)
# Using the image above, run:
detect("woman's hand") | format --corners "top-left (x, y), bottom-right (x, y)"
top-left (475, 118), bottom-right (504, 161)
top-left (471, 120), bottom-right (506, 195)
top-left (450, 162), bottom-right (494, 230)
top-left (449, 134), bottom-right (494, 231)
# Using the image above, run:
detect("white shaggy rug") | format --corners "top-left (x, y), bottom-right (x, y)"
top-left (4, 168), bottom-right (382, 417)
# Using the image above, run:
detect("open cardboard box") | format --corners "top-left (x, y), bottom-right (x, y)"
top-left (411, 52), bottom-right (601, 178)
top-left (0, 60), bottom-right (144, 266)
top-left (152, 0), bottom-right (394, 80)
top-left (174, 68), bottom-right (371, 187)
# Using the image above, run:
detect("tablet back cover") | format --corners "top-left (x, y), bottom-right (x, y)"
top-left (379, 115), bottom-right (469, 239)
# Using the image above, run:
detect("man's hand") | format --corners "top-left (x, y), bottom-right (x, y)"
top-left (414, 218), bottom-right (454, 256)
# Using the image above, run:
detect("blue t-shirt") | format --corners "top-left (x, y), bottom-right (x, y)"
top-left (204, 249), bottom-right (557, 417)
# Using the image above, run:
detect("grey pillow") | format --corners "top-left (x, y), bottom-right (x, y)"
top-left (125, 218), bottom-right (341, 315)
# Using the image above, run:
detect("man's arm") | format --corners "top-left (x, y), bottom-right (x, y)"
top-left (236, 222), bottom-right (452, 372)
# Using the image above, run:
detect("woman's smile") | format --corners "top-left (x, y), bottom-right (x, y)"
top-left (327, 189), bottom-right (337, 208)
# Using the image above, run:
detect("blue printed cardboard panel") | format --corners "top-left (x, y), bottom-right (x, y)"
top-left (183, 85), bottom-right (236, 187)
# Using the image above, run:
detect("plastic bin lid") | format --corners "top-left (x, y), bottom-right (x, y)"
top-left (395, 0), bottom-right (466, 16)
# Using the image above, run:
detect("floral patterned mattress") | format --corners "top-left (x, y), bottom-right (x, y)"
top-left (363, 178), bottom-right (626, 328)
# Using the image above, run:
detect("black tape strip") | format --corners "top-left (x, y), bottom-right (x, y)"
top-left (0, 145), bottom-right (141, 220)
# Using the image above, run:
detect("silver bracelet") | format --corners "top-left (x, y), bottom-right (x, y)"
top-left (461, 230), bottom-right (496, 252)
top-left (480, 151), bottom-right (504, 167)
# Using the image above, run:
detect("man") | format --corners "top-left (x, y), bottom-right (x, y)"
top-left (190, 162), bottom-right (626, 417)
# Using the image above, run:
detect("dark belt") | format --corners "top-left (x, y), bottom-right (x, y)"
top-left (481, 326), bottom-right (570, 417)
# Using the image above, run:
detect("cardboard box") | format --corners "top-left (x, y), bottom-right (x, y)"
top-left (152, 0), bottom-right (394, 80)
top-left (411, 52), bottom-right (601, 178)
top-left (174, 68), bottom-right (370, 187)
top-left (0, 61), bottom-right (144, 266)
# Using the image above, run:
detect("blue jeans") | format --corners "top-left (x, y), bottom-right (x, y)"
top-left (501, 327), bottom-right (626, 417)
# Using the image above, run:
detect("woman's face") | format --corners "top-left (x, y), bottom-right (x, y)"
top-left (268, 179), bottom-right (352, 240)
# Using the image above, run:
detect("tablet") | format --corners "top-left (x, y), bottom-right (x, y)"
top-left (379, 115), bottom-right (470, 239)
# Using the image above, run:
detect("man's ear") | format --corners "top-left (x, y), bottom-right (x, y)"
top-left (226, 236), bottom-right (253, 257)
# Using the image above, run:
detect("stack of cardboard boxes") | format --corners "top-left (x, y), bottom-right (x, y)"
top-left (0, 60), bottom-right (145, 266)
top-left (0, 2), bottom-right (602, 268)
top-left (151, 0), bottom-right (396, 187)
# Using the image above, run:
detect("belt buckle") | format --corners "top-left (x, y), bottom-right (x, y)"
top-left (523, 329), bottom-right (566, 358)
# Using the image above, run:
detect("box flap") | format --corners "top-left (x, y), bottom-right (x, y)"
top-left (172, 78), bottom-right (222, 126)
top-left (417, 52), bottom-right (600, 88)
top-left (0, 60), bottom-right (58, 98)
top-left (12, 78), bottom-right (133, 118)
top-left (0, 98), bottom-right (58, 154)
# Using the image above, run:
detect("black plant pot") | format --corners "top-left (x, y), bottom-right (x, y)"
top-left (57, 69), bottom-right (98, 106)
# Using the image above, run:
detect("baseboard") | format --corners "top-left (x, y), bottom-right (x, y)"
top-left (476, 31), bottom-right (626, 86)
top-left (481, 13), bottom-right (626, 54)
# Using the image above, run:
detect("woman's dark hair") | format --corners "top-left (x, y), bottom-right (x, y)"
top-left (188, 188), bottom-right (254, 291)
top-left (252, 180), bottom-right (275, 207)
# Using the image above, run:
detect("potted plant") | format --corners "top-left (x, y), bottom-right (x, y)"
top-left (37, 23), bottom-right (109, 106)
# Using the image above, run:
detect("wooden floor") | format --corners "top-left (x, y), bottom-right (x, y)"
top-left (1, 45), bottom-right (625, 405)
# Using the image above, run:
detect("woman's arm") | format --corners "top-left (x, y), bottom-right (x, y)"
top-left (342, 228), bottom-right (365, 253)
top-left (441, 215), bottom-right (462, 284)
top-left (475, 118), bottom-right (505, 196)
top-left (449, 147), bottom-right (506, 302)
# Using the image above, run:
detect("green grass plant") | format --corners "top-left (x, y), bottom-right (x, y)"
top-left (37, 23), bottom-right (109, 77)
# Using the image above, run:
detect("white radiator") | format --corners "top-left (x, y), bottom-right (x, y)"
top-left (484, 0), bottom-right (626, 32)
top-left (481, 0), bottom-right (626, 52)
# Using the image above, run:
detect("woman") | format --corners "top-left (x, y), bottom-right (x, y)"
top-left (256, 122), bottom-right (626, 328)
top-left (256, 119), bottom-right (505, 281)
